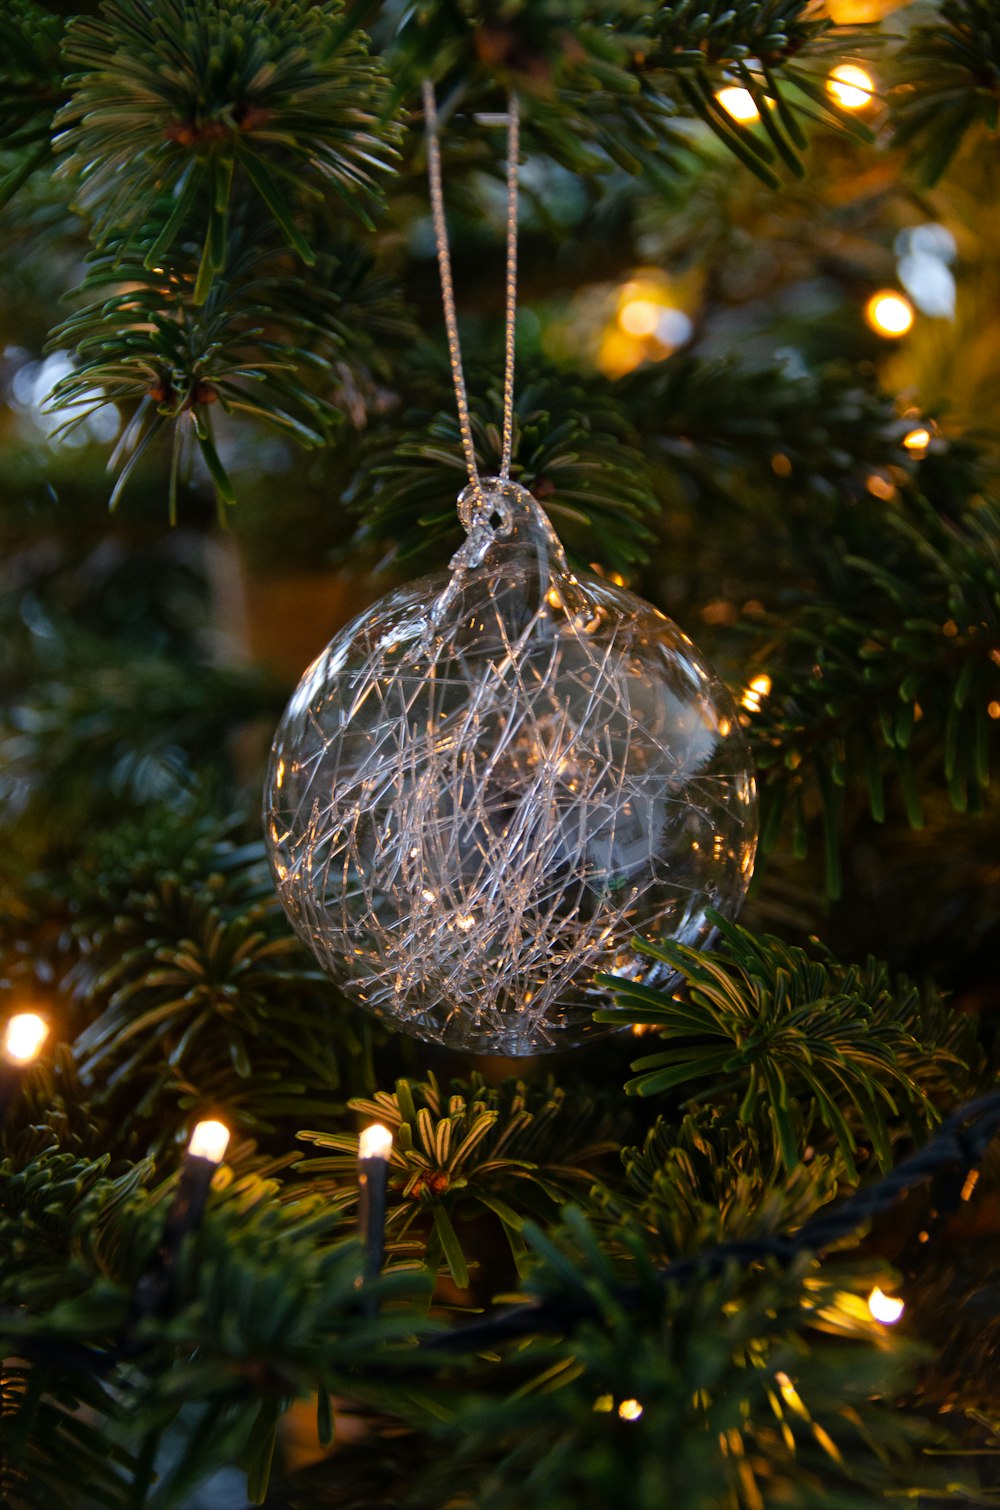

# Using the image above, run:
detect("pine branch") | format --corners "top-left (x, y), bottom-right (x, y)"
top-left (355, 0), bottom-right (874, 185)
top-left (55, 0), bottom-right (401, 273)
top-left (596, 915), bottom-right (976, 1176)
top-left (0, 1145), bottom-right (431, 1509)
top-left (353, 365), bottom-right (658, 572)
top-left (0, 2), bottom-right (66, 208)
top-left (422, 1207), bottom-right (963, 1510)
top-left (889, 0), bottom-right (1000, 186)
top-left (65, 825), bottom-right (370, 1143)
top-left (602, 1105), bottom-right (848, 1261)
top-left (744, 497), bottom-right (1000, 896)
top-left (298, 1073), bottom-right (617, 1285)
top-left (0, 637), bottom-right (272, 839)
top-left (622, 355), bottom-right (911, 518)
top-left (46, 214), bottom-right (412, 518)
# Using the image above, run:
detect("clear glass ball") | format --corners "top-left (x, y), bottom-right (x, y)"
top-left (265, 479), bottom-right (757, 1053)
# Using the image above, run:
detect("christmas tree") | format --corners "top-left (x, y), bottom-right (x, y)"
top-left (2, 1), bottom-right (999, 1505)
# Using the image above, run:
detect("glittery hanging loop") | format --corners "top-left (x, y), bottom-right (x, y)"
top-left (422, 83), bottom-right (521, 505)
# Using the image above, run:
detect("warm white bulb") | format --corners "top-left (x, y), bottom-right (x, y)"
top-left (716, 86), bottom-right (760, 123)
top-left (359, 1123), bottom-right (393, 1160)
top-left (903, 427), bottom-right (931, 453)
top-left (617, 1398), bottom-right (644, 1421)
top-left (3, 1012), bottom-right (49, 1065)
top-left (618, 298), bottom-right (661, 337)
top-left (868, 1286), bottom-right (905, 1324)
top-left (188, 1119), bottom-right (231, 1164)
top-left (827, 63), bottom-right (875, 109)
top-left (866, 291), bottom-right (914, 338)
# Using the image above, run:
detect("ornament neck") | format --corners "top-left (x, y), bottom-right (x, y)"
top-left (455, 476), bottom-right (569, 573)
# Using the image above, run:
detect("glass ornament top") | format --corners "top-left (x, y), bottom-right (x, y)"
top-left (265, 478), bottom-right (757, 1053)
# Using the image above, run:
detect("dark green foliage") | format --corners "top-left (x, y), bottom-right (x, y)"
top-left (65, 823), bottom-right (370, 1140)
top-left (47, 216), bottom-right (413, 517)
top-left (1, 1363), bottom-right (137, 1509)
top-left (355, 368), bottom-right (658, 571)
top-left (747, 496), bottom-right (1000, 896)
top-left (0, 637), bottom-right (270, 836)
top-left (299, 1073), bottom-right (617, 1284)
top-left (635, 2), bottom-right (876, 188)
top-left (2, 1), bottom-right (1000, 1505)
top-left (608, 1107), bottom-right (848, 1259)
top-left (598, 916), bottom-right (976, 1174)
top-left (623, 355), bottom-right (908, 514)
top-left (0, 2), bottom-right (66, 208)
top-left (356, 0), bottom-right (871, 186)
top-left (423, 1209), bottom-right (962, 1510)
top-left (0, 1145), bottom-right (431, 1508)
top-left (890, 0), bottom-right (1000, 185)
top-left (56, 0), bottom-right (401, 275)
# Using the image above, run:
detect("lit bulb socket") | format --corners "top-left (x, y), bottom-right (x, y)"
top-left (128, 1153), bottom-right (219, 1329)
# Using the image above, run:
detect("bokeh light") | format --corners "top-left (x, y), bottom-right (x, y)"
top-left (868, 1286), bottom-right (905, 1324)
top-left (716, 87), bottom-right (759, 123)
top-left (2, 1013), bottom-right (49, 1065)
top-left (865, 291), bottom-right (914, 338)
top-left (827, 64), bottom-right (875, 109)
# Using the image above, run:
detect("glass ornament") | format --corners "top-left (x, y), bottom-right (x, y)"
top-left (265, 478), bottom-right (757, 1053)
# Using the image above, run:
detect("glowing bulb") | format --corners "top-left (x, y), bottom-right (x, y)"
top-left (716, 87), bottom-right (759, 122)
top-left (827, 63), bottom-right (875, 109)
top-left (359, 1123), bottom-right (393, 1160)
top-left (619, 299), bottom-right (661, 337)
top-left (865, 291), bottom-right (914, 338)
top-left (618, 1398), bottom-right (644, 1421)
top-left (2, 1012), bottom-right (49, 1065)
top-left (903, 427), bottom-right (931, 454)
top-left (188, 1119), bottom-right (230, 1164)
top-left (741, 673), bottom-right (772, 713)
top-left (867, 1286), bottom-right (904, 1324)
top-left (988, 701), bottom-right (1000, 720)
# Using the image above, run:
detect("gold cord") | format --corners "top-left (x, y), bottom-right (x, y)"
top-left (422, 81), bottom-right (521, 505)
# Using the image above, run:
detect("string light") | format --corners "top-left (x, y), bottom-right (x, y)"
top-left (359, 1122), bottom-right (393, 1161)
top-left (2, 1012), bottom-right (49, 1065)
top-left (358, 1123), bottom-right (393, 1310)
top-left (617, 1398), bottom-right (644, 1421)
top-left (127, 1116), bottom-right (231, 1328)
top-left (187, 1119), bottom-right (231, 1165)
top-left (716, 86), bottom-right (759, 123)
top-left (865, 291), bottom-right (915, 338)
top-left (826, 63), bottom-right (875, 109)
top-left (867, 1286), bottom-right (905, 1324)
